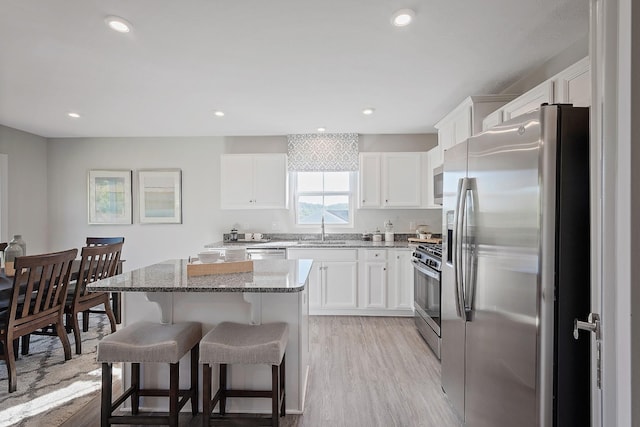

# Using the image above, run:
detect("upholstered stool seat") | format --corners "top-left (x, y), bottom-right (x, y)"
top-left (200, 322), bottom-right (289, 427)
top-left (97, 321), bottom-right (201, 427)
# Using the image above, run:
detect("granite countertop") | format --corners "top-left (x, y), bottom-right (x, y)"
top-left (87, 259), bottom-right (312, 293)
top-left (205, 239), bottom-right (413, 249)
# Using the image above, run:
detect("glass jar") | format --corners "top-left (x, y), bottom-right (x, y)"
top-left (10, 234), bottom-right (26, 256)
top-left (4, 241), bottom-right (23, 276)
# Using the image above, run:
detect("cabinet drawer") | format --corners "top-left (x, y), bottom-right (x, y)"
top-left (287, 248), bottom-right (357, 261)
top-left (362, 249), bottom-right (387, 261)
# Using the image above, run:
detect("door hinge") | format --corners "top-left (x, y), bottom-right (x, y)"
top-left (573, 312), bottom-right (601, 389)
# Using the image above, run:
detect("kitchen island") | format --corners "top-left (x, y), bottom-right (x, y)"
top-left (88, 258), bottom-right (312, 415)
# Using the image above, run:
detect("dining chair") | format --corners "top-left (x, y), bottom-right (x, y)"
top-left (65, 242), bottom-right (122, 354)
top-left (0, 248), bottom-right (77, 392)
top-left (83, 237), bottom-right (124, 330)
top-left (86, 237), bottom-right (125, 246)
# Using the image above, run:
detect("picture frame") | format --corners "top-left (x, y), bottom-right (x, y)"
top-left (137, 169), bottom-right (182, 224)
top-left (88, 169), bottom-right (133, 225)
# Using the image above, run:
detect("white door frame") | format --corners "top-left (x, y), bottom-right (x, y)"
top-left (592, 0), bottom-right (634, 426)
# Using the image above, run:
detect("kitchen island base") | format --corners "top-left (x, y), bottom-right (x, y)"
top-left (119, 286), bottom-right (309, 414)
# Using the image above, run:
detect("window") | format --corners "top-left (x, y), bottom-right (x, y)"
top-left (294, 171), bottom-right (354, 226)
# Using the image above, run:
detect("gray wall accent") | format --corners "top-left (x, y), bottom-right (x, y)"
top-left (47, 135), bottom-right (441, 270)
top-left (0, 125), bottom-right (49, 253)
top-left (359, 133), bottom-right (437, 152)
top-left (500, 37), bottom-right (589, 96)
top-left (219, 134), bottom-right (437, 154)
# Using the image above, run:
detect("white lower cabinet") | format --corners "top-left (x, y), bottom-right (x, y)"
top-left (360, 249), bottom-right (388, 309)
top-left (288, 247), bottom-right (413, 316)
top-left (388, 249), bottom-right (414, 310)
top-left (287, 249), bottom-right (358, 314)
top-left (322, 261), bottom-right (358, 309)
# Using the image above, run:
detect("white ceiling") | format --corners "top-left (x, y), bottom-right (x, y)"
top-left (0, 0), bottom-right (589, 138)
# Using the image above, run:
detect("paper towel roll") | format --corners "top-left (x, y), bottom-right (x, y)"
top-left (385, 232), bottom-right (394, 242)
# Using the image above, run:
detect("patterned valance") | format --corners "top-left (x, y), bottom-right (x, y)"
top-left (287, 133), bottom-right (359, 172)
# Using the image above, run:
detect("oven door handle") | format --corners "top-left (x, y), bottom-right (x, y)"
top-left (411, 260), bottom-right (440, 280)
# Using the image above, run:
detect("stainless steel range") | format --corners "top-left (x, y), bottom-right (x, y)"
top-left (412, 243), bottom-right (441, 359)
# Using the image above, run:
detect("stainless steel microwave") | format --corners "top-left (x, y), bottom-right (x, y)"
top-left (433, 165), bottom-right (443, 205)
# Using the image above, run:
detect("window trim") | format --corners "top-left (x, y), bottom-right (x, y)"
top-left (292, 171), bottom-right (356, 228)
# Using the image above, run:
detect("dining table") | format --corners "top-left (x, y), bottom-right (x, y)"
top-left (0, 259), bottom-right (124, 323)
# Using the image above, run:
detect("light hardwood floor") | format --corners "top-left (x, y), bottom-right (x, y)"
top-left (61, 316), bottom-right (461, 427)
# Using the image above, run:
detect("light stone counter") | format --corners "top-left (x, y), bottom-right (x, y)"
top-left (87, 258), bottom-right (312, 293)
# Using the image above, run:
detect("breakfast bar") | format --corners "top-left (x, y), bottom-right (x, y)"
top-left (87, 258), bottom-right (312, 415)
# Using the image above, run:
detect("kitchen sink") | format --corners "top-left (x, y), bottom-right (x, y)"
top-left (296, 240), bottom-right (347, 245)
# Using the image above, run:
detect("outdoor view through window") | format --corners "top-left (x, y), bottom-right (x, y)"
top-left (295, 171), bottom-right (352, 225)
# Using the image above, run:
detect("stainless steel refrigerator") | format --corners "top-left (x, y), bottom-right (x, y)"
top-left (441, 104), bottom-right (591, 427)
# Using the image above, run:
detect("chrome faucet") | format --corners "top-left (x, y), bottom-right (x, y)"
top-left (321, 216), bottom-right (326, 241)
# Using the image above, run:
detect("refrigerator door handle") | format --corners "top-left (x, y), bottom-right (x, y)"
top-left (463, 178), bottom-right (478, 320)
top-left (454, 177), bottom-right (468, 319)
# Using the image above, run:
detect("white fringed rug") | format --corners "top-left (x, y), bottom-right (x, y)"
top-left (0, 314), bottom-right (118, 427)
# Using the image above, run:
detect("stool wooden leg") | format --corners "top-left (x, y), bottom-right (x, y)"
top-left (272, 364), bottom-right (279, 427)
top-left (203, 363), bottom-right (212, 427)
top-left (280, 354), bottom-right (286, 417)
top-left (219, 364), bottom-right (227, 415)
top-left (101, 363), bottom-right (112, 427)
top-left (191, 344), bottom-right (199, 416)
top-left (169, 362), bottom-right (179, 427)
top-left (131, 363), bottom-right (140, 415)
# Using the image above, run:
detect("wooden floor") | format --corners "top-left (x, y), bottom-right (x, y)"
top-left (61, 316), bottom-right (461, 427)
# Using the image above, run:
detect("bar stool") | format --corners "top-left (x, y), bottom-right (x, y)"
top-left (200, 322), bottom-right (289, 427)
top-left (97, 321), bottom-right (201, 427)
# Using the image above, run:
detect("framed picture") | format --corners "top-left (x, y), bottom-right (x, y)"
top-left (88, 170), bottom-right (133, 225)
top-left (138, 169), bottom-right (182, 224)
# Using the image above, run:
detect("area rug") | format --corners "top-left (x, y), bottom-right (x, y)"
top-left (0, 314), bottom-right (119, 427)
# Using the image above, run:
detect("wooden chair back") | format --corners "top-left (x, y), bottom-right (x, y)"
top-left (73, 242), bottom-right (123, 303)
top-left (7, 249), bottom-right (77, 336)
top-left (86, 237), bottom-right (125, 247)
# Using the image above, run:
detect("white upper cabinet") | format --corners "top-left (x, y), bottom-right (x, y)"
top-left (358, 153), bottom-right (382, 208)
top-left (482, 57), bottom-right (591, 130)
top-left (428, 95), bottom-right (515, 208)
top-left (382, 153), bottom-right (421, 207)
top-left (502, 80), bottom-right (554, 122)
top-left (553, 56), bottom-right (591, 107)
top-left (359, 152), bottom-right (422, 209)
top-left (220, 154), bottom-right (288, 209)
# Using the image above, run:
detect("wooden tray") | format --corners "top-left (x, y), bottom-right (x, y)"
top-left (187, 260), bottom-right (253, 276)
top-left (408, 237), bottom-right (443, 244)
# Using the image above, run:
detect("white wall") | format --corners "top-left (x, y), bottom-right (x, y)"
top-left (47, 135), bottom-right (441, 270)
top-left (0, 125), bottom-right (49, 253)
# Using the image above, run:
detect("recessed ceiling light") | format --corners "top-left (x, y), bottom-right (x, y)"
top-left (362, 108), bottom-right (375, 115)
top-left (214, 110), bottom-right (225, 117)
top-left (105, 16), bottom-right (132, 33)
top-left (67, 112), bottom-right (80, 119)
top-left (391, 9), bottom-right (415, 27)
top-left (317, 127), bottom-right (326, 132)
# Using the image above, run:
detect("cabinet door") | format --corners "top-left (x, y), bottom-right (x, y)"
top-left (383, 153), bottom-right (421, 207)
top-left (253, 154), bottom-right (288, 208)
top-left (554, 57), bottom-right (591, 107)
top-left (452, 106), bottom-right (472, 146)
top-left (359, 153), bottom-right (381, 208)
top-left (362, 261), bottom-right (387, 308)
top-left (503, 80), bottom-right (554, 121)
top-left (389, 250), bottom-right (414, 310)
top-left (438, 125), bottom-right (455, 153)
top-left (322, 261), bottom-right (358, 309)
top-left (482, 109), bottom-right (503, 131)
top-left (220, 155), bottom-right (254, 208)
